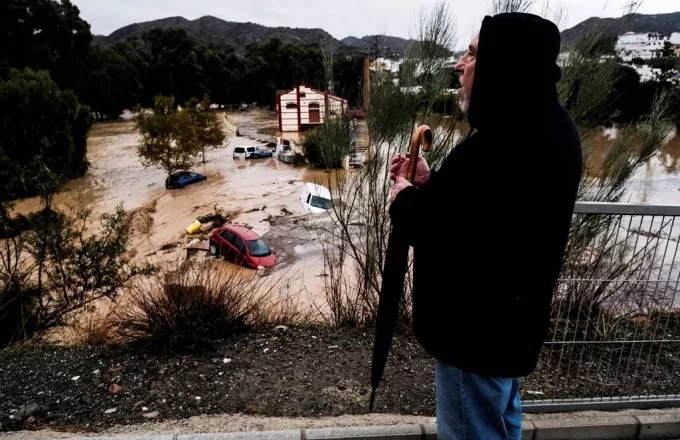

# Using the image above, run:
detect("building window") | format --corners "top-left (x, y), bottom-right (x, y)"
top-left (309, 102), bottom-right (320, 109)
top-left (299, 92), bottom-right (306, 98)
top-left (286, 103), bottom-right (298, 110)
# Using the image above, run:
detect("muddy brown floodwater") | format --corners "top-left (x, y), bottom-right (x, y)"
top-left (10, 111), bottom-right (680, 338)
top-left (11, 109), bottom-right (342, 327)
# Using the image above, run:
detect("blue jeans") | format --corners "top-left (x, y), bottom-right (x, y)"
top-left (435, 360), bottom-right (522, 440)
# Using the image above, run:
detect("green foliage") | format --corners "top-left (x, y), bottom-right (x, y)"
top-left (333, 56), bottom-right (365, 108)
top-left (302, 116), bottom-right (353, 169)
top-left (80, 45), bottom-right (142, 119)
top-left (136, 95), bottom-right (226, 175)
top-left (185, 95), bottom-right (227, 163)
top-left (0, 0), bottom-right (93, 92)
top-left (0, 202), bottom-right (146, 347)
top-left (0, 68), bottom-right (93, 200)
top-left (243, 38), bottom-right (325, 107)
top-left (135, 96), bottom-right (200, 176)
top-left (1, 3), bottom-right (364, 117)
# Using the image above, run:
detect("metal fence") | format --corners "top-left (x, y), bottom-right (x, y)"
top-left (524, 202), bottom-right (680, 412)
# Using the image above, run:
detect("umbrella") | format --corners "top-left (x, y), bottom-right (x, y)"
top-left (369, 125), bottom-right (433, 412)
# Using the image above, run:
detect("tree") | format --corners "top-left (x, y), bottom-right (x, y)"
top-left (302, 116), bottom-right (353, 169)
top-left (0, 201), bottom-right (150, 346)
top-left (0, 0), bottom-right (93, 93)
top-left (185, 95), bottom-right (227, 163)
top-left (0, 68), bottom-right (92, 201)
top-left (80, 45), bottom-right (142, 119)
top-left (136, 96), bottom-right (200, 177)
top-left (661, 41), bottom-right (675, 59)
top-left (334, 56), bottom-right (365, 108)
top-left (139, 28), bottom-right (207, 105)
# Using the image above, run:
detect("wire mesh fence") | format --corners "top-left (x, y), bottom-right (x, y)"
top-left (524, 202), bottom-right (680, 412)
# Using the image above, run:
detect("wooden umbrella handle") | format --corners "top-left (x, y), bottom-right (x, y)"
top-left (407, 125), bottom-right (433, 183)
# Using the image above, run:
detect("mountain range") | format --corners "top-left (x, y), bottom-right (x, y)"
top-left (93, 16), bottom-right (416, 57)
top-left (94, 12), bottom-right (680, 56)
top-left (560, 12), bottom-right (680, 47)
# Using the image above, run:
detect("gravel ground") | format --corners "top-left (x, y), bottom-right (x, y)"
top-left (1, 327), bottom-right (679, 434)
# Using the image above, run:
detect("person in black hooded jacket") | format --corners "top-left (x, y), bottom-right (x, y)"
top-left (388, 12), bottom-right (582, 440)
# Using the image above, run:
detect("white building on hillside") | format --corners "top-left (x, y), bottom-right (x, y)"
top-left (276, 84), bottom-right (348, 133)
top-left (616, 32), bottom-right (667, 61)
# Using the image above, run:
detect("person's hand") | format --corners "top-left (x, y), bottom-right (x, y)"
top-left (390, 175), bottom-right (413, 203)
top-left (389, 154), bottom-right (430, 187)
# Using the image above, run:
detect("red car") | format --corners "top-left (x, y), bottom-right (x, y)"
top-left (208, 224), bottom-right (277, 269)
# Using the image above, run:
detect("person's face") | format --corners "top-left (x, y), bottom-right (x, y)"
top-left (454, 33), bottom-right (479, 113)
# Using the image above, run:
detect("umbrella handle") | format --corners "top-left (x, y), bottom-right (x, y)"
top-left (407, 125), bottom-right (433, 183)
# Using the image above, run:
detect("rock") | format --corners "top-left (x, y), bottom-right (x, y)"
top-left (133, 400), bottom-right (144, 408)
top-left (80, 396), bottom-right (94, 405)
top-left (108, 384), bottom-right (122, 394)
top-left (143, 411), bottom-right (159, 419)
top-left (274, 325), bottom-right (289, 333)
top-left (16, 403), bottom-right (40, 420)
top-left (104, 408), bottom-right (117, 414)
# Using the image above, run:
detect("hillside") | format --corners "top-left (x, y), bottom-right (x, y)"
top-left (94, 12), bottom-right (680, 56)
top-left (561, 12), bottom-right (680, 48)
top-left (95, 15), bottom-right (344, 53)
top-left (341, 35), bottom-right (415, 57)
top-left (95, 16), bottom-right (423, 57)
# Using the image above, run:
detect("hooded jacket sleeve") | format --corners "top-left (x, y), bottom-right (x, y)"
top-left (388, 149), bottom-right (462, 235)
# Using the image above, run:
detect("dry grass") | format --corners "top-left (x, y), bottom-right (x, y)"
top-left (116, 260), bottom-right (309, 350)
top-left (66, 307), bottom-right (118, 347)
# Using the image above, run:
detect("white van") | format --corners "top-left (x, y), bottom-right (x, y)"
top-left (300, 182), bottom-right (333, 214)
top-left (233, 146), bottom-right (257, 159)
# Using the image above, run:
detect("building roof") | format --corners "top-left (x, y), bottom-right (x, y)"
top-left (279, 84), bottom-right (347, 103)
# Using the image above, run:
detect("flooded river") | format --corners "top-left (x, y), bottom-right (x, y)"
top-left (10, 110), bottom-right (680, 323)
top-left (12, 110), bottom-right (338, 317)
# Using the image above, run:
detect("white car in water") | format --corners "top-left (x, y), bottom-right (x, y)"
top-left (300, 182), bottom-right (333, 214)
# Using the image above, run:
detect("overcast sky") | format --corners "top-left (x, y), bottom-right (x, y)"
top-left (74, 0), bottom-right (679, 49)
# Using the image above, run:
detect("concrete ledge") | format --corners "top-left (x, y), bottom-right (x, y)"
top-left (523, 420), bottom-right (536, 440)
top-left (19, 412), bottom-right (680, 440)
top-left (532, 414), bottom-right (640, 439)
top-left (69, 436), bottom-right (173, 440)
top-left (178, 431), bottom-right (300, 440)
top-left (305, 425), bottom-right (422, 440)
top-left (638, 413), bottom-right (680, 439)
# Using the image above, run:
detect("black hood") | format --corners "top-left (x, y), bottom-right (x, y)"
top-left (468, 13), bottom-right (562, 131)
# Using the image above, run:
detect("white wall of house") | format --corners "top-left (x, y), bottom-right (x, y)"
top-left (278, 85), bottom-right (347, 132)
top-left (616, 32), bottom-right (667, 61)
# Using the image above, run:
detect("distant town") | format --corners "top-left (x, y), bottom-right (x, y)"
top-left (596, 31), bottom-right (679, 82)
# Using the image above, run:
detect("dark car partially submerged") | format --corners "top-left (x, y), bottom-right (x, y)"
top-left (165, 171), bottom-right (207, 189)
